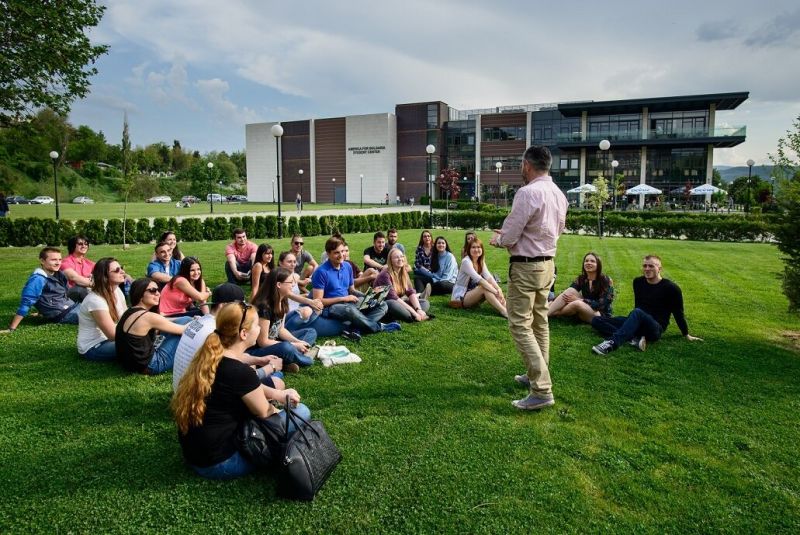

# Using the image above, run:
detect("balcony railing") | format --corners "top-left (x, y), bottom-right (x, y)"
top-left (555, 126), bottom-right (746, 143)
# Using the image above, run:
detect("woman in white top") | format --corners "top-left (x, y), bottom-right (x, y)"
top-left (449, 237), bottom-right (507, 317)
top-left (279, 251), bottom-right (343, 337)
top-left (78, 258), bottom-right (128, 361)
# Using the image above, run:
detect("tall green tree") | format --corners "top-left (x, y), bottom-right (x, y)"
top-left (770, 114), bottom-right (800, 310)
top-left (0, 0), bottom-right (109, 125)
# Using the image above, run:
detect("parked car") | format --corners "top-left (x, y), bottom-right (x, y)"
top-left (206, 193), bottom-right (225, 202)
top-left (6, 195), bottom-right (31, 204)
top-left (228, 195), bottom-right (248, 202)
top-left (181, 195), bottom-right (199, 204)
top-left (72, 196), bottom-right (95, 204)
top-left (146, 195), bottom-right (172, 203)
top-left (30, 196), bottom-right (55, 204)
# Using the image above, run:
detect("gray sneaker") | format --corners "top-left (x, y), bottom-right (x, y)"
top-left (514, 374), bottom-right (531, 387)
top-left (512, 394), bottom-right (555, 411)
top-left (628, 336), bottom-right (647, 351)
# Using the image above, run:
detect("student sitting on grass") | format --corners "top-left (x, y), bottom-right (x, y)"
top-left (412, 230), bottom-right (434, 293)
top-left (374, 248), bottom-right (430, 323)
top-left (249, 243), bottom-right (275, 300)
top-left (147, 241), bottom-right (182, 286)
top-left (5, 247), bottom-right (79, 333)
top-left (158, 257), bottom-right (211, 318)
top-left (77, 258), bottom-right (128, 361)
top-left (172, 283), bottom-right (289, 392)
top-left (60, 235), bottom-right (95, 303)
top-left (115, 278), bottom-right (192, 375)
top-left (449, 237), bottom-right (507, 317)
top-left (248, 268), bottom-right (318, 369)
top-left (172, 302), bottom-right (310, 480)
top-left (224, 228), bottom-right (257, 285)
top-left (548, 252), bottom-right (614, 323)
top-left (278, 252), bottom-right (343, 338)
top-left (426, 236), bottom-right (458, 296)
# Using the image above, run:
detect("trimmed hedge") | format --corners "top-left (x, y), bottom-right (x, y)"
top-left (0, 212), bottom-right (430, 247)
top-left (432, 210), bottom-right (776, 242)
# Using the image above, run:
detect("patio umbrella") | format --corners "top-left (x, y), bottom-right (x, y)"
top-left (566, 183), bottom-right (597, 194)
top-left (689, 184), bottom-right (726, 195)
top-left (626, 184), bottom-right (662, 195)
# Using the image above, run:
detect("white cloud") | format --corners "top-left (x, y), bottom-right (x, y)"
top-left (195, 78), bottom-right (262, 126)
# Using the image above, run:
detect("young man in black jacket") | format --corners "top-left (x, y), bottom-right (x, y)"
top-left (591, 255), bottom-right (702, 355)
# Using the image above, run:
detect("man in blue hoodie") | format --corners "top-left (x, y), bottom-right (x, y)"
top-left (6, 247), bottom-right (78, 332)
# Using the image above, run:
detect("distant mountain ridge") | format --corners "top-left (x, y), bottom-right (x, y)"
top-left (714, 165), bottom-right (774, 183)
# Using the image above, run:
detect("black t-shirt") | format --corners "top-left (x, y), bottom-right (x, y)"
top-left (363, 246), bottom-right (388, 270)
top-left (257, 303), bottom-right (284, 341)
top-left (633, 276), bottom-right (689, 335)
top-left (178, 357), bottom-right (261, 467)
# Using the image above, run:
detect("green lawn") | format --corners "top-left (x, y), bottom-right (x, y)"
top-left (1, 232), bottom-right (799, 533)
top-left (6, 201), bottom-right (387, 220)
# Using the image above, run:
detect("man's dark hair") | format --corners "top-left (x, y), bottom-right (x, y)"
top-left (232, 228), bottom-right (246, 238)
top-left (387, 228), bottom-right (397, 235)
top-left (155, 241), bottom-right (170, 252)
top-left (39, 246), bottom-right (61, 260)
top-left (373, 231), bottom-right (385, 242)
top-left (523, 145), bottom-right (552, 172)
top-left (325, 236), bottom-right (345, 253)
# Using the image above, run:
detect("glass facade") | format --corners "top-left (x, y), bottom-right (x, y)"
top-left (480, 155), bottom-right (522, 171)
top-left (444, 120), bottom-right (476, 199)
top-left (649, 110), bottom-right (709, 139)
top-left (587, 114), bottom-right (641, 141)
top-left (531, 109), bottom-right (580, 144)
top-left (482, 125), bottom-right (526, 142)
top-left (646, 147), bottom-right (706, 194)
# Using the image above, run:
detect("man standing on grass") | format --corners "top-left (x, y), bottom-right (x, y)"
top-left (5, 247), bottom-right (79, 332)
top-left (490, 145), bottom-right (567, 411)
top-left (224, 228), bottom-right (257, 284)
top-left (591, 255), bottom-right (702, 355)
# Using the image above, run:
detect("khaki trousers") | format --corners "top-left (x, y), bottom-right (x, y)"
top-left (507, 260), bottom-right (555, 396)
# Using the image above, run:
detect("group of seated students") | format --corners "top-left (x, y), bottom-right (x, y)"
top-left (5, 225), bottom-right (699, 479)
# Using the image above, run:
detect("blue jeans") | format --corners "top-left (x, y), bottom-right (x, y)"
top-left (191, 403), bottom-right (312, 480)
top-left (255, 368), bottom-right (283, 388)
top-left (591, 308), bottom-right (664, 347)
top-left (325, 301), bottom-right (388, 334)
top-left (285, 309), bottom-right (344, 337)
top-left (82, 340), bottom-right (117, 361)
top-left (147, 316), bottom-right (194, 374)
top-left (247, 327), bottom-right (318, 367)
top-left (225, 260), bottom-right (252, 284)
top-left (59, 304), bottom-right (80, 325)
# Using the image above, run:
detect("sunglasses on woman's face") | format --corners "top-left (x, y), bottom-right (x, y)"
top-left (110, 266), bottom-right (124, 274)
top-left (145, 287), bottom-right (160, 294)
top-left (77, 241), bottom-right (89, 247)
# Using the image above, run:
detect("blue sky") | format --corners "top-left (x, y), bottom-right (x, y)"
top-left (69, 0), bottom-right (800, 165)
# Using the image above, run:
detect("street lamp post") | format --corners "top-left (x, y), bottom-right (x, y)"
top-left (611, 159), bottom-right (619, 211)
top-left (360, 173), bottom-right (364, 208)
top-left (298, 169), bottom-right (304, 211)
top-left (746, 158), bottom-right (755, 213)
top-left (207, 162), bottom-right (214, 214)
top-left (426, 144), bottom-right (435, 227)
top-left (495, 161), bottom-right (503, 208)
top-left (271, 124), bottom-right (284, 238)
top-left (598, 139), bottom-right (611, 237)
top-left (332, 178), bottom-right (336, 205)
top-left (49, 151), bottom-right (60, 220)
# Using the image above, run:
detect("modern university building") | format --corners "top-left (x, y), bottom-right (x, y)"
top-left (245, 92), bottom-right (748, 204)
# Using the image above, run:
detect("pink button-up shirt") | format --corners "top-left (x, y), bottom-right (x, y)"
top-left (60, 254), bottom-right (95, 288)
top-left (225, 240), bottom-right (257, 264)
top-left (496, 175), bottom-right (568, 257)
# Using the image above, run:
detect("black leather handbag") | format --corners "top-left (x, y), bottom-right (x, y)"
top-left (277, 398), bottom-right (341, 501)
top-left (236, 413), bottom-right (283, 467)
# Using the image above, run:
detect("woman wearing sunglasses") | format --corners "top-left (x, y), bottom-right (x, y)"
top-left (77, 258), bottom-right (128, 361)
top-left (115, 278), bottom-right (192, 374)
top-left (172, 302), bottom-right (310, 479)
top-left (249, 268), bottom-right (317, 369)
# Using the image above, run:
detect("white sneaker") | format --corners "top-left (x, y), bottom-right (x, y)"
top-left (628, 336), bottom-right (647, 351)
